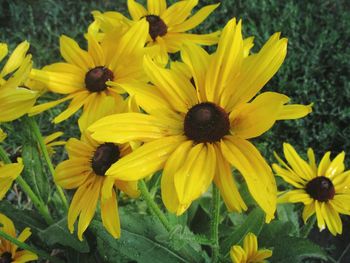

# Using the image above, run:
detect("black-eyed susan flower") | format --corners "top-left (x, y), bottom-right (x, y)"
top-left (88, 18), bottom-right (312, 220)
top-left (230, 232), bottom-right (272, 263)
top-left (92, 0), bottom-right (220, 63)
top-left (54, 132), bottom-right (139, 240)
top-left (0, 213), bottom-right (38, 262)
top-left (0, 42), bottom-right (38, 122)
top-left (273, 143), bottom-right (350, 235)
top-left (29, 19), bottom-right (149, 131)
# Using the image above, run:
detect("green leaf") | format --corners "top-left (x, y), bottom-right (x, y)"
top-left (221, 207), bottom-right (265, 254)
top-left (90, 208), bottom-right (206, 263)
top-left (276, 203), bottom-right (300, 235)
top-left (38, 218), bottom-right (90, 253)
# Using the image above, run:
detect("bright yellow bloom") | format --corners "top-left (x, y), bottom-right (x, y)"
top-left (44, 131), bottom-right (65, 156)
top-left (92, 0), bottom-right (220, 63)
top-left (88, 18), bottom-right (312, 220)
top-left (55, 132), bottom-right (139, 240)
top-left (230, 232), bottom-right (272, 263)
top-left (0, 42), bottom-right (38, 122)
top-left (273, 143), bottom-right (350, 235)
top-left (0, 213), bottom-right (38, 262)
top-left (29, 19), bottom-right (149, 131)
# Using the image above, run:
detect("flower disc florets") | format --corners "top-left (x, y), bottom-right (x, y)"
top-left (0, 252), bottom-right (12, 263)
top-left (145, 15), bottom-right (168, 40)
top-left (184, 102), bottom-right (230, 143)
top-left (306, 176), bottom-right (335, 202)
top-left (91, 143), bottom-right (120, 176)
top-left (85, 66), bottom-right (114, 92)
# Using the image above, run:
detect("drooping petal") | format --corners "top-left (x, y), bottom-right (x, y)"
top-left (115, 180), bottom-right (140, 198)
top-left (314, 200), bottom-right (326, 231)
top-left (321, 202), bottom-right (342, 235)
top-left (325, 151), bottom-right (345, 178)
top-left (101, 189), bottom-right (121, 238)
top-left (302, 202), bottom-right (316, 223)
top-left (221, 136), bottom-right (276, 221)
top-left (55, 159), bottom-right (92, 189)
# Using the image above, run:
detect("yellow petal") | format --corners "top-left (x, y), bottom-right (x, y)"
top-left (317, 152), bottom-right (331, 177)
top-left (127, 0), bottom-right (148, 20)
top-left (315, 200), bottom-right (326, 231)
top-left (11, 227), bottom-right (32, 254)
top-left (278, 189), bottom-right (313, 205)
top-left (87, 33), bottom-right (106, 66)
top-left (147, 0), bottom-right (167, 16)
top-left (307, 148), bottom-right (317, 175)
top-left (169, 3), bottom-right (219, 32)
top-left (105, 135), bottom-right (186, 181)
top-left (60, 35), bottom-right (94, 70)
top-left (2, 55), bottom-right (32, 90)
top-left (230, 245), bottom-right (246, 263)
top-left (89, 112), bottom-right (182, 144)
top-left (101, 188), bottom-right (121, 238)
top-left (221, 136), bottom-right (276, 220)
top-left (0, 163), bottom-right (23, 199)
top-left (13, 250), bottom-right (38, 262)
top-left (325, 151), bottom-right (345, 178)
top-left (115, 180), bottom-right (140, 198)
top-left (277, 103), bottom-right (313, 120)
top-left (28, 95), bottom-right (73, 116)
top-left (1, 41), bottom-right (29, 76)
top-left (321, 202), bottom-right (342, 235)
top-left (243, 37), bottom-right (254, 57)
top-left (272, 164), bottom-right (306, 188)
top-left (243, 233), bottom-right (258, 259)
top-left (174, 143), bottom-right (216, 214)
top-left (0, 43), bottom-right (8, 63)
top-left (302, 202), bottom-right (316, 223)
top-left (333, 171), bottom-right (350, 194)
top-left (206, 18), bottom-right (243, 104)
top-left (161, 140), bottom-right (193, 213)
top-left (231, 92), bottom-right (289, 139)
top-left (161, 0), bottom-right (198, 26)
top-left (0, 213), bottom-right (16, 237)
top-left (55, 159), bottom-right (92, 189)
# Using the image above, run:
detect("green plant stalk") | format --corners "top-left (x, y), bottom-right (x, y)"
top-left (138, 180), bottom-right (172, 232)
top-left (0, 228), bottom-right (64, 263)
top-left (0, 145), bottom-right (54, 225)
top-left (300, 214), bottom-right (316, 238)
top-left (25, 116), bottom-right (68, 210)
top-left (210, 185), bottom-right (220, 263)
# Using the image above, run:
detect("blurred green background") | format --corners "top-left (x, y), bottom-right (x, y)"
top-left (1, 0), bottom-right (349, 165)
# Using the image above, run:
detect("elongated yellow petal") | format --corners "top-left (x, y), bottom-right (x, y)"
top-left (0, 163), bottom-right (23, 200)
top-left (161, 140), bottom-right (193, 213)
top-left (231, 92), bottom-right (289, 139)
top-left (60, 35), bottom-right (94, 70)
top-left (161, 0), bottom-right (198, 26)
top-left (325, 152), bottom-right (345, 178)
top-left (115, 180), bottom-right (140, 198)
top-left (127, 0), bottom-right (148, 20)
top-left (11, 227), bottom-right (32, 254)
top-left (12, 250), bottom-right (38, 262)
top-left (55, 159), bottom-right (92, 189)
top-left (0, 213), bottom-right (16, 237)
top-left (333, 171), bottom-right (350, 193)
top-left (3, 55), bottom-right (32, 90)
top-left (230, 245), bottom-right (246, 263)
top-left (317, 151), bottom-right (331, 176)
top-left (169, 3), bottom-right (219, 32)
top-left (1, 41), bottom-right (29, 76)
top-left (302, 202), bottom-right (316, 223)
top-left (87, 33), bottom-right (105, 66)
top-left (105, 135), bottom-right (186, 181)
top-left (176, 31), bottom-right (220, 46)
top-left (174, 143), bottom-right (216, 215)
top-left (321, 202), bottom-right (342, 235)
top-left (272, 164), bottom-right (306, 188)
top-left (243, 233), bottom-right (258, 259)
top-left (243, 37), bottom-right (254, 57)
top-left (315, 200), bottom-right (326, 231)
top-left (221, 136), bottom-right (276, 220)
top-left (0, 43), bottom-right (8, 63)
top-left (277, 103), bottom-right (313, 120)
top-left (206, 18), bottom-right (243, 104)
top-left (147, 0), bottom-right (166, 16)
top-left (307, 148), bottom-right (317, 174)
top-left (28, 95), bottom-right (73, 116)
top-left (101, 189), bottom-right (121, 238)
top-left (278, 189), bottom-right (313, 204)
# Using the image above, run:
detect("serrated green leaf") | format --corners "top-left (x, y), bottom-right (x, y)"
top-left (38, 218), bottom-right (89, 253)
top-left (221, 208), bottom-right (265, 254)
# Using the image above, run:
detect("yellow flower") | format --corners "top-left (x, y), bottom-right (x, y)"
top-left (230, 232), bottom-right (272, 263)
top-left (273, 143), bottom-right (350, 235)
top-left (92, 0), bottom-right (220, 63)
top-left (0, 128), bottom-right (7, 142)
top-left (54, 132), bottom-right (139, 240)
top-left (88, 18), bottom-right (312, 220)
top-left (0, 158), bottom-right (23, 201)
top-left (44, 131), bottom-right (65, 156)
top-left (29, 19), bottom-right (149, 131)
top-left (0, 42), bottom-right (38, 122)
top-left (0, 213), bottom-right (38, 262)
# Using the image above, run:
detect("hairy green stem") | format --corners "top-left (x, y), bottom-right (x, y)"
top-left (301, 214), bottom-right (316, 238)
top-left (25, 116), bottom-right (68, 210)
top-left (0, 145), bottom-right (54, 225)
top-left (0, 228), bottom-right (64, 263)
top-left (138, 180), bottom-right (172, 232)
top-left (210, 185), bottom-right (220, 263)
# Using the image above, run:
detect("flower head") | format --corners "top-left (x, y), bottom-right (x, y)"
top-left (0, 42), bottom-right (38, 122)
top-left (29, 20), bottom-right (149, 131)
top-left (273, 143), bottom-right (350, 235)
top-left (54, 132), bottom-right (139, 240)
top-left (230, 232), bottom-right (272, 263)
top-left (0, 213), bottom-right (38, 262)
top-left (92, 0), bottom-right (220, 63)
top-left (88, 18), bottom-right (312, 220)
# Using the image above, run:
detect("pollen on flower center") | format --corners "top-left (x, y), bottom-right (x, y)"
top-left (184, 102), bottom-right (230, 143)
top-left (145, 15), bottom-right (168, 40)
top-left (306, 176), bottom-right (335, 202)
top-left (0, 252), bottom-right (12, 263)
top-left (91, 143), bottom-right (120, 176)
top-left (85, 66), bottom-right (114, 92)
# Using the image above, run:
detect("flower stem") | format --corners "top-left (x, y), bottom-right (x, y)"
top-left (301, 214), bottom-right (316, 238)
top-left (0, 228), bottom-right (64, 263)
top-left (210, 185), bottom-right (220, 263)
top-left (138, 180), bottom-right (172, 232)
top-left (25, 116), bottom-right (68, 210)
top-left (0, 145), bottom-right (54, 225)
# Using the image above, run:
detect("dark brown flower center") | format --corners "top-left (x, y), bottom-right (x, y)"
top-left (0, 252), bottom-right (12, 263)
top-left (145, 15), bottom-right (167, 41)
top-left (85, 66), bottom-right (114, 92)
top-left (184, 102), bottom-right (230, 143)
top-left (91, 143), bottom-right (120, 176)
top-left (305, 176), bottom-right (335, 202)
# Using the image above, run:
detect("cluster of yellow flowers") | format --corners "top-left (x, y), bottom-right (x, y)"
top-left (0, 1), bottom-right (349, 262)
